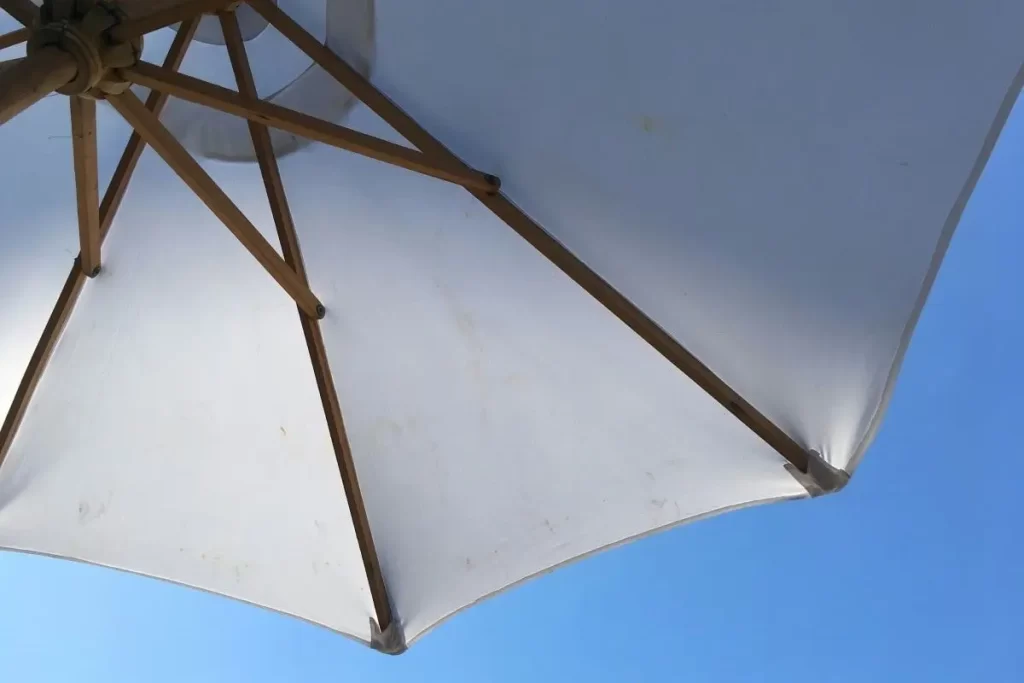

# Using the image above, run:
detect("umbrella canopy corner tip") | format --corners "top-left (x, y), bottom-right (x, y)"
top-left (787, 452), bottom-right (851, 498)
top-left (370, 617), bottom-right (407, 656)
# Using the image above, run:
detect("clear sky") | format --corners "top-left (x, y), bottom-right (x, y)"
top-left (0, 97), bottom-right (1021, 683)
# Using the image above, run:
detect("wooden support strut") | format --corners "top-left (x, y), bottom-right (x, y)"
top-left (0, 22), bottom-right (199, 468)
top-left (220, 10), bottom-right (396, 645)
top-left (0, 26), bottom-right (29, 49)
top-left (71, 96), bottom-right (101, 276)
top-left (100, 18), bottom-right (200, 233)
top-left (121, 62), bottom-right (499, 192)
top-left (246, 0), bottom-right (816, 478)
top-left (108, 90), bottom-right (325, 320)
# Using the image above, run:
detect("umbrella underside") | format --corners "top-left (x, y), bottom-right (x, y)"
top-left (0, 0), bottom-right (1021, 651)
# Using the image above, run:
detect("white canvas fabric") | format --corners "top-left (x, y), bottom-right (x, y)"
top-left (367, 0), bottom-right (1024, 474)
top-left (1, 0), bottom-right (1022, 649)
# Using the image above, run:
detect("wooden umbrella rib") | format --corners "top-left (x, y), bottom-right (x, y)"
top-left (0, 269), bottom-right (86, 465)
top-left (122, 62), bottom-right (497, 192)
top-left (220, 9), bottom-right (394, 636)
top-left (250, 0), bottom-right (813, 476)
top-left (71, 97), bottom-right (101, 276)
top-left (108, 90), bottom-right (323, 319)
top-left (474, 194), bottom-right (811, 474)
top-left (0, 0), bottom-right (37, 27)
top-left (0, 26), bottom-right (28, 49)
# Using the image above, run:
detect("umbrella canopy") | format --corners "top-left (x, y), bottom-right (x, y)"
top-left (1, 0), bottom-right (1021, 653)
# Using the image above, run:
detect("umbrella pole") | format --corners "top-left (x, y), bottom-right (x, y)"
top-left (0, 47), bottom-right (77, 125)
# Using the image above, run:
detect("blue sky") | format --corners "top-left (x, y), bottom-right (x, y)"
top-left (1, 98), bottom-right (1022, 681)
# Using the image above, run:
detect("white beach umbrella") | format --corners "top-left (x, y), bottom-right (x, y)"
top-left (0, 0), bottom-right (1020, 653)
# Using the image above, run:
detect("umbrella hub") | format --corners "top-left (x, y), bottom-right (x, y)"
top-left (27, 0), bottom-right (143, 97)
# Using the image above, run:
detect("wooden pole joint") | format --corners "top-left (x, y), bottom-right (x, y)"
top-left (26, 0), bottom-right (143, 97)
